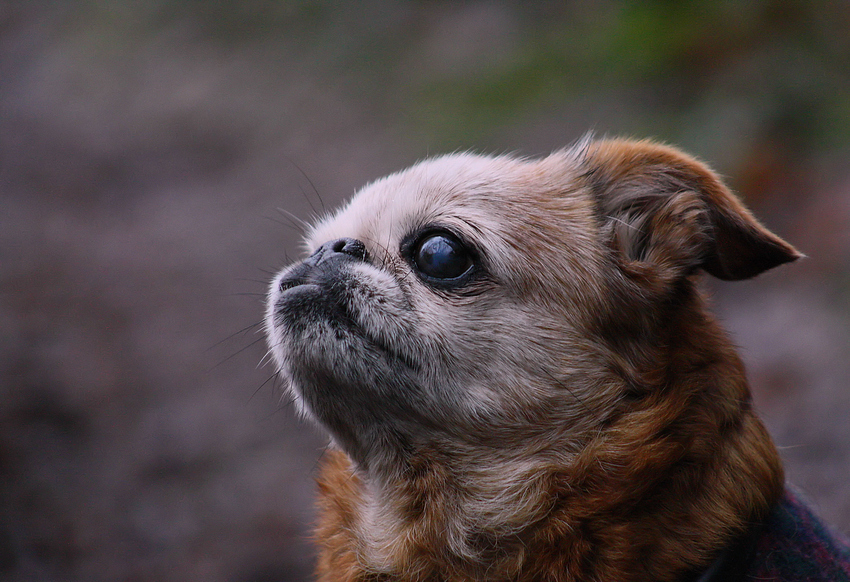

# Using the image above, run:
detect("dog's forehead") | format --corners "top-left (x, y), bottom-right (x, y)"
top-left (306, 152), bottom-right (589, 256)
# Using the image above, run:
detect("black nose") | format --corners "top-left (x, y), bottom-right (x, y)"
top-left (307, 238), bottom-right (368, 266)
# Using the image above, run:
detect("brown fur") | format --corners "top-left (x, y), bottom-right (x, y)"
top-left (314, 308), bottom-right (783, 582)
top-left (268, 139), bottom-right (800, 581)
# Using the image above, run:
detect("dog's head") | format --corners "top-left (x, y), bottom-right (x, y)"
top-left (265, 138), bottom-right (800, 476)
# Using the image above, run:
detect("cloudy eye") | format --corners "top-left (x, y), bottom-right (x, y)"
top-left (413, 232), bottom-right (474, 281)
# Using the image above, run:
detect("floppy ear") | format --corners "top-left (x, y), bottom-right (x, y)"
top-left (583, 139), bottom-right (801, 281)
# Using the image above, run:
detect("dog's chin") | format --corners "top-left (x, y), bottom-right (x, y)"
top-left (267, 276), bottom-right (434, 470)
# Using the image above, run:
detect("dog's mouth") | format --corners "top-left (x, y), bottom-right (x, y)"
top-left (274, 282), bottom-right (323, 313)
top-left (272, 274), bottom-right (353, 333)
top-left (270, 259), bottom-right (421, 372)
top-left (275, 260), bottom-right (326, 295)
top-left (277, 277), bottom-right (315, 293)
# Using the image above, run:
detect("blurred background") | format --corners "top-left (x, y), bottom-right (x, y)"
top-left (1, 1), bottom-right (848, 580)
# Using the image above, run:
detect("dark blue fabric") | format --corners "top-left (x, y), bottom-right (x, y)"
top-left (745, 488), bottom-right (850, 581)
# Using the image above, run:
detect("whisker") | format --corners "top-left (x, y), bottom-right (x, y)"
top-left (236, 277), bottom-right (273, 285)
top-left (207, 321), bottom-right (265, 351)
top-left (277, 207), bottom-right (312, 233)
top-left (265, 214), bottom-right (303, 235)
top-left (285, 157), bottom-right (327, 215)
top-left (209, 336), bottom-right (266, 371)
top-left (256, 267), bottom-right (278, 278)
top-left (310, 442), bottom-right (332, 475)
top-left (248, 370), bottom-right (280, 404)
top-left (258, 348), bottom-right (277, 369)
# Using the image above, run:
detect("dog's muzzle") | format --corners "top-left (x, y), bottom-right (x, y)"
top-left (277, 237), bottom-right (368, 293)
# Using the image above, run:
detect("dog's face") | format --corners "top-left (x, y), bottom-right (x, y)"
top-left (265, 139), bottom-right (799, 475)
top-left (266, 150), bottom-right (612, 471)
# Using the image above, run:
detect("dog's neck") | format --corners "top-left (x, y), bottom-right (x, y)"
top-left (313, 293), bottom-right (784, 582)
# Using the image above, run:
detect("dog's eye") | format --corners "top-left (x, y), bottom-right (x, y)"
top-left (413, 232), bottom-right (473, 281)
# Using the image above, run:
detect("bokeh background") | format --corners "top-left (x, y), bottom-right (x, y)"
top-left (1, 2), bottom-right (848, 581)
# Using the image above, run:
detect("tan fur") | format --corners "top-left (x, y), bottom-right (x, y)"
top-left (266, 138), bottom-right (800, 581)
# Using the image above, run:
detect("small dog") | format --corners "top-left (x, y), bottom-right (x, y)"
top-left (265, 138), bottom-right (850, 581)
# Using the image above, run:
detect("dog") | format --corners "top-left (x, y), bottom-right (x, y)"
top-left (265, 138), bottom-right (850, 581)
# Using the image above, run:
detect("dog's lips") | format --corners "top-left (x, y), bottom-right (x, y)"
top-left (273, 278), bottom-right (338, 320)
top-left (277, 268), bottom-right (315, 293)
top-left (278, 281), bottom-right (320, 296)
top-left (271, 265), bottom-right (422, 374)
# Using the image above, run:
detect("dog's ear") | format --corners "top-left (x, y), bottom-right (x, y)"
top-left (583, 139), bottom-right (801, 281)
